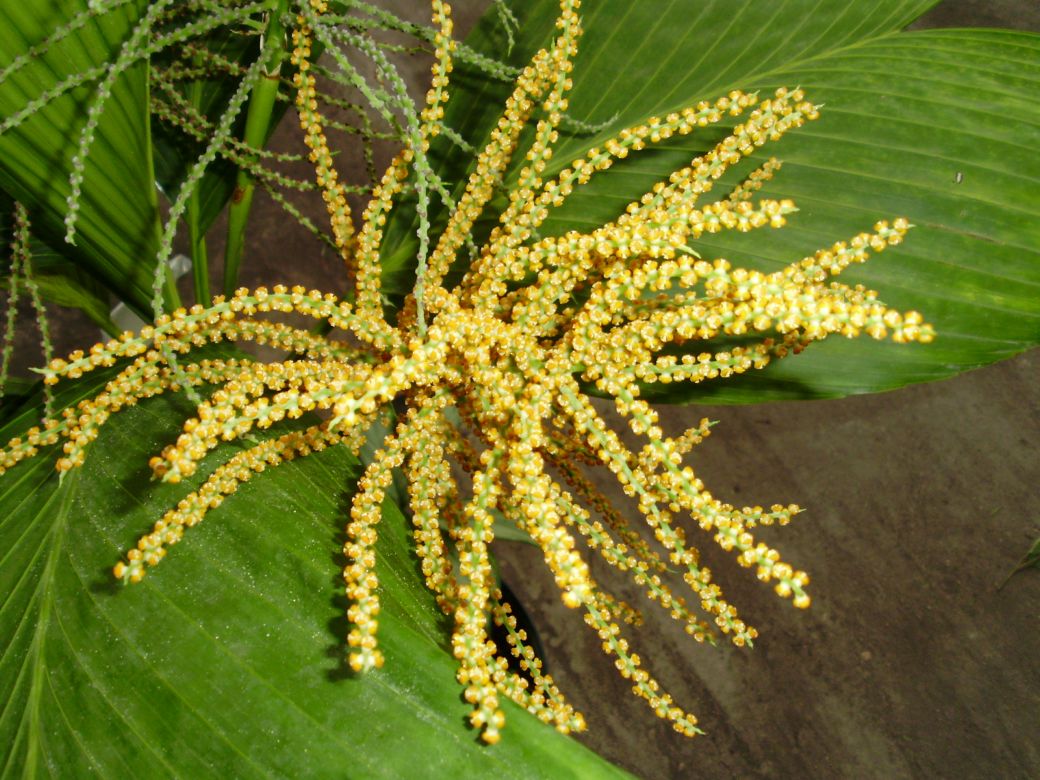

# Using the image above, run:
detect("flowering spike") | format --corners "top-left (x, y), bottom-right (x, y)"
top-left (0, 0), bottom-right (937, 744)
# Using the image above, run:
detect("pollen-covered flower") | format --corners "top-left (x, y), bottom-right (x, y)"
top-left (0, 0), bottom-right (933, 744)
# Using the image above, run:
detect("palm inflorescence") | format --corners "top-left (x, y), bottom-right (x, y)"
top-left (0, 0), bottom-right (933, 744)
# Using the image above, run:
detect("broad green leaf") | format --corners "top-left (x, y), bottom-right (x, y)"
top-left (0, 222), bottom-right (118, 336)
top-left (0, 207), bottom-right (118, 336)
top-left (0, 0), bottom-right (162, 318)
top-left (0, 373), bottom-right (630, 778)
top-left (8, 270), bottom-right (117, 335)
top-left (0, 380), bottom-right (35, 424)
top-left (384, 0), bottom-right (1040, 403)
top-left (380, 0), bottom-right (940, 298)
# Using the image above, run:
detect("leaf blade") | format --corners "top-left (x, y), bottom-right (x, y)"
top-left (0, 376), bottom-right (630, 779)
top-left (395, 1), bottom-right (1039, 404)
top-left (0, 0), bottom-right (162, 317)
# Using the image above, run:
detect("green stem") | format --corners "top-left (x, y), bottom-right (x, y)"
top-left (145, 61), bottom-right (181, 315)
top-left (161, 269), bottom-right (181, 312)
top-left (188, 191), bottom-right (209, 303)
top-left (187, 56), bottom-right (210, 304)
top-left (162, 263), bottom-right (181, 312)
top-left (222, 1), bottom-right (289, 297)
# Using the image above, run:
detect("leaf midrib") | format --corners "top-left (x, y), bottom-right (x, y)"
top-left (72, 414), bottom-right (517, 776)
top-left (20, 474), bottom-right (74, 780)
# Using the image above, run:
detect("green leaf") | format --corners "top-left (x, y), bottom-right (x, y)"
top-left (999, 534), bottom-right (1040, 590)
top-left (638, 28), bottom-right (1040, 402)
top-left (0, 192), bottom-right (117, 334)
top-left (0, 374), bottom-right (630, 778)
top-left (385, 0), bottom-right (1040, 403)
top-left (0, 0), bottom-right (163, 317)
top-left (14, 271), bottom-right (117, 335)
top-left (0, 243), bottom-right (118, 338)
top-left (0, 378), bottom-right (34, 422)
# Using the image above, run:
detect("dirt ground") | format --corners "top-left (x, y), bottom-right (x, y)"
top-left (497, 346), bottom-right (1040, 779)
top-left (494, 5), bottom-right (1040, 777)
top-left (494, 4), bottom-right (1040, 778)
top-left (5, 1), bottom-right (1038, 778)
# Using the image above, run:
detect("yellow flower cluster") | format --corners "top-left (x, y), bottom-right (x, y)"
top-left (292, 1), bottom-right (356, 257)
top-left (0, 0), bottom-right (934, 744)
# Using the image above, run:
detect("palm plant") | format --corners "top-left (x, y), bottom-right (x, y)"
top-left (0, 0), bottom-right (1037, 776)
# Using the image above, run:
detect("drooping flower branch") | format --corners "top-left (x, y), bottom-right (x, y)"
top-left (0, 0), bottom-right (933, 744)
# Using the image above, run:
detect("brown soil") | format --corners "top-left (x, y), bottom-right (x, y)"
top-left (496, 5), bottom-right (1040, 776)
top-left (498, 346), bottom-right (1040, 778)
